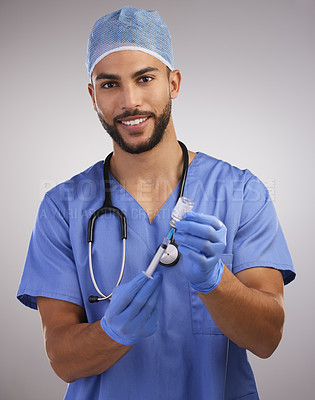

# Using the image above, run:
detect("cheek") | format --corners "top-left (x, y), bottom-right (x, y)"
top-left (147, 88), bottom-right (170, 111)
top-left (94, 96), bottom-right (114, 119)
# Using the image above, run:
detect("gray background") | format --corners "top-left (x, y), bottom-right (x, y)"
top-left (1, 0), bottom-right (314, 398)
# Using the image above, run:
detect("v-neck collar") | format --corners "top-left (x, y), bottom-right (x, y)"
top-left (107, 152), bottom-right (201, 226)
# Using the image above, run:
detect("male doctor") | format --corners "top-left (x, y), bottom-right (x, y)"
top-left (17, 7), bottom-right (295, 399)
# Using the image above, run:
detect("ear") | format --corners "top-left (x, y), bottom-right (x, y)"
top-left (169, 70), bottom-right (182, 100)
top-left (88, 83), bottom-right (97, 111)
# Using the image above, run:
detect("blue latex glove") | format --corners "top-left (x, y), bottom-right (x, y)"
top-left (174, 211), bottom-right (227, 293)
top-left (100, 272), bottom-right (163, 345)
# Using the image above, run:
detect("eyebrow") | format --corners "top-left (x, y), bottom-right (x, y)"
top-left (132, 67), bottom-right (159, 78)
top-left (95, 67), bottom-right (159, 82)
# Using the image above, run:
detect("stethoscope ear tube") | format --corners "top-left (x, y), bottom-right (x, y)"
top-left (88, 238), bottom-right (127, 302)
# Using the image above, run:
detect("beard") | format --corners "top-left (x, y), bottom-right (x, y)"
top-left (97, 99), bottom-right (172, 154)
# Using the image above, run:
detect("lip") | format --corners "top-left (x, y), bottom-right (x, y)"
top-left (118, 115), bottom-right (150, 122)
top-left (117, 115), bottom-right (151, 133)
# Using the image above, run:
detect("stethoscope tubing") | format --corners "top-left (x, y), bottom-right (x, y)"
top-left (88, 239), bottom-right (126, 302)
top-left (88, 141), bottom-right (188, 302)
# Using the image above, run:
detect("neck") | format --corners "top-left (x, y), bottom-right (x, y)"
top-left (107, 122), bottom-right (197, 223)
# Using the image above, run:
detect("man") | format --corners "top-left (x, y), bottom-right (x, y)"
top-left (17, 7), bottom-right (295, 400)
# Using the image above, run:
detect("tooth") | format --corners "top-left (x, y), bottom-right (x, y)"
top-left (122, 117), bottom-right (147, 126)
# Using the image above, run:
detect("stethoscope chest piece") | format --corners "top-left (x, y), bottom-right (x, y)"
top-left (159, 241), bottom-right (181, 267)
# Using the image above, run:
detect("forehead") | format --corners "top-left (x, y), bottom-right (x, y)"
top-left (91, 50), bottom-right (166, 79)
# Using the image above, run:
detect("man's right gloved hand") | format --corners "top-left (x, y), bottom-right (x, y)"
top-left (100, 272), bottom-right (163, 346)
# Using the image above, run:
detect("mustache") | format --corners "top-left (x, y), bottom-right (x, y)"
top-left (114, 109), bottom-right (155, 122)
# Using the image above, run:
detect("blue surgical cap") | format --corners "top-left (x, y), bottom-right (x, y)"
top-left (86, 6), bottom-right (174, 80)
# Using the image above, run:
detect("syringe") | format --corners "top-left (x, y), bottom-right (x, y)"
top-left (143, 197), bottom-right (194, 279)
top-left (142, 228), bottom-right (175, 279)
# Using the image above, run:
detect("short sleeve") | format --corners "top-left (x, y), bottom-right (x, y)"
top-left (232, 173), bottom-right (295, 285)
top-left (17, 194), bottom-right (84, 309)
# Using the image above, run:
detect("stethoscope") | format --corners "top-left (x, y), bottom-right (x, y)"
top-left (88, 141), bottom-right (189, 303)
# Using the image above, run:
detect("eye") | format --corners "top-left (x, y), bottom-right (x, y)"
top-left (138, 76), bottom-right (153, 83)
top-left (101, 82), bottom-right (117, 89)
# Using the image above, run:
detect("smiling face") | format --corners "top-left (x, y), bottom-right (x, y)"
top-left (88, 51), bottom-right (181, 154)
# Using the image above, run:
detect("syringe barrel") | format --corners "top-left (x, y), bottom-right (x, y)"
top-left (143, 242), bottom-right (168, 278)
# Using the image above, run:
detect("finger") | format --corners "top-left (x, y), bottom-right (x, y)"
top-left (178, 244), bottom-right (218, 271)
top-left (174, 231), bottom-right (218, 257)
top-left (175, 220), bottom-right (224, 242)
top-left (182, 212), bottom-right (224, 230)
top-left (140, 302), bottom-right (161, 337)
top-left (122, 272), bottom-right (163, 320)
top-left (126, 283), bottom-right (162, 335)
top-left (109, 272), bottom-right (148, 315)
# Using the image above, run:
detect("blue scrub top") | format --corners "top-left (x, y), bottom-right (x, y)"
top-left (17, 152), bottom-right (295, 400)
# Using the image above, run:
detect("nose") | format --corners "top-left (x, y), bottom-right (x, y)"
top-left (120, 83), bottom-right (141, 110)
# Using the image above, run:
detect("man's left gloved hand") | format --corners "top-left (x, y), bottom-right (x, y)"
top-left (174, 211), bottom-right (227, 293)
